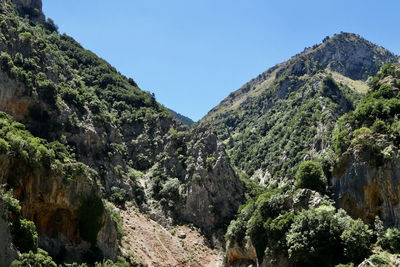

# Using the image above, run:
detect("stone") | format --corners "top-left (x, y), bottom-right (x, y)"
top-left (177, 231), bottom-right (186, 239)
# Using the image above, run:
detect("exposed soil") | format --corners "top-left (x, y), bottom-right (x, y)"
top-left (120, 206), bottom-right (223, 267)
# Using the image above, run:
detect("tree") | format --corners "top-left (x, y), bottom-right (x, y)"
top-left (286, 205), bottom-right (342, 265)
top-left (379, 228), bottom-right (400, 253)
top-left (294, 161), bottom-right (326, 192)
top-left (286, 206), bottom-right (373, 266)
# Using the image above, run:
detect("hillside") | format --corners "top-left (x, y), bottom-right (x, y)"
top-left (201, 32), bottom-right (398, 183)
top-left (0, 0), bottom-right (244, 265)
top-left (168, 108), bottom-right (195, 126)
top-left (332, 63), bottom-right (400, 227)
top-left (3, 0), bottom-right (400, 266)
top-left (224, 63), bottom-right (400, 267)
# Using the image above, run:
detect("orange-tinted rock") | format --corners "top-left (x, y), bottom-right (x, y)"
top-left (332, 152), bottom-right (400, 227)
top-left (0, 155), bottom-right (118, 262)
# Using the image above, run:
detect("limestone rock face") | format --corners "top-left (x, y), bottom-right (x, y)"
top-left (0, 71), bottom-right (35, 122)
top-left (178, 127), bottom-right (245, 243)
top-left (225, 238), bottom-right (257, 267)
top-left (300, 33), bottom-right (398, 80)
top-left (11, 0), bottom-right (45, 23)
top-left (0, 202), bottom-right (18, 266)
top-left (0, 154), bottom-right (118, 262)
top-left (332, 152), bottom-right (400, 227)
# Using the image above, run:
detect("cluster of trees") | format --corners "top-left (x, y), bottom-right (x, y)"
top-left (227, 160), bottom-right (400, 266)
top-left (333, 64), bottom-right (400, 164)
top-left (225, 72), bottom-right (359, 180)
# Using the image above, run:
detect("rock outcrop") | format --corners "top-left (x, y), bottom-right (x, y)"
top-left (295, 33), bottom-right (398, 80)
top-left (0, 200), bottom-right (18, 266)
top-left (225, 238), bottom-right (257, 267)
top-left (178, 127), bottom-right (245, 243)
top-left (11, 0), bottom-right (45, 24)
top-left (331, 63), bottom-right (400, 228)
top-left (332, 151), bottom-right (400, 227)
top-left (0, 153), bottom-right (118, 262)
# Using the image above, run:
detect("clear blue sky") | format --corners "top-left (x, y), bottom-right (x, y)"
top-left (42, 0), bottom-right (399, 121)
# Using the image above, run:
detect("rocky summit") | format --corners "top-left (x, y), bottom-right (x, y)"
top-left (1, 0), bottom-right (400, 266)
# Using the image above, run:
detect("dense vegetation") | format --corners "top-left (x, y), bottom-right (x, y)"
top-left (225, 183), bottom-right (378, 266)
top-left (0, 0), bottom-right (176, 202)
top-left (217, 70), bottom-right (359, 181)
top-left (225, 64), bottom-right (400, 266)
top-left (333, 63), bottom-right (400, 160)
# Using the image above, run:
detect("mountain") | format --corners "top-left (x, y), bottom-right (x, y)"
top-left (201, 32), bottom-right (398, 184)
top-left (3, 0), bottom-right (400, 266)
top-left (223, 63), bottom-right (400, 267)
top-left (0, 0), bottom-right (244, 265)
top-left (168, 108), bottom-right (195, 126)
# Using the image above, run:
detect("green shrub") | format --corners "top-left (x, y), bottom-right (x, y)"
top-left (1, 190), bottom-right (21, 215)
top-left (265, 212), bottom-right (295, 250)
top-left (287, 205), bottom-right (341, 265)
top-left (0, 137), bottom-right (9, 153)
top-left (368, 253), bottom-right (391, 267)
top-left (12, 218), bottom-right (38, 253)
top-left (340, 219), bottom-right (373, 262)
top-left (108, 204), bottom-right (124, 242)
top-left (206, 156), bottom-right (216, 171)
top-left (335, 264), bottom-right (354, 267)
top-left (11, 248), bottom-right (56, 267)
top-left (95, 256), bottom-right (131, 267)
top-left (379, 228), bottom-right (400, 253)
top-left (286, 206), bottom-right (372, 266)
top-left (225, 200), bottom-right (255, 247)
top-left (110, 186), bottom-right (127, 206)
top-left (294, 161), bottom-right (326, 192)
top-left (159, 178), bottom-right (181, 208)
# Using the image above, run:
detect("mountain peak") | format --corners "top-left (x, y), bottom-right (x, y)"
top-left (11, 0), bottom-right (45, 23)
top-left (294, 32), bottom-right (399, 80)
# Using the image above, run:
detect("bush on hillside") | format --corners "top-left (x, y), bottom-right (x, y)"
top-left (294, 161), bottom-right (326, 192)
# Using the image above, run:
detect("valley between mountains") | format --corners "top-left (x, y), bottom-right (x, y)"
top-left (1, 0), bottom-right (400, 266)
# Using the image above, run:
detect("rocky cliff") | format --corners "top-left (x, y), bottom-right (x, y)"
top-left (0, 112), bottom-right (118, 263)
top-left (11, 0), bottom-right (45, 23)
top-left (332, 64), bottom-right (400, 228)
top-left (0, 198), bottom-right (18, 266)
top-left (333, 151), bottom-right (400, 227)
top-left (177, 127), bottom-right (244, 241)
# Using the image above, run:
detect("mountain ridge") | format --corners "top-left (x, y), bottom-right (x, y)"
top-left (200, 32), bottom-right (398, 182)
top-left (203, 32), bottom-right (398, 123)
